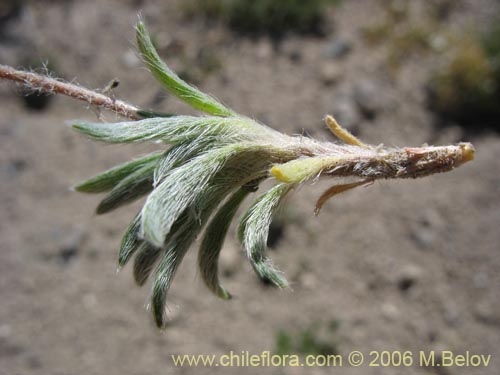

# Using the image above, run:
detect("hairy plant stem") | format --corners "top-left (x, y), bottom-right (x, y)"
top-left (0, 64), bottom-right (141, 120)
top-left (0, 20), bottom-right (476, 327)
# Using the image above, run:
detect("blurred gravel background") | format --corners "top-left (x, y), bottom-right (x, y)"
top-left (1, 1), bottom-right (499, 374)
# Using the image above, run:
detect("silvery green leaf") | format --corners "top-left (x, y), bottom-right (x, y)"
top-left (133, 242), bottom-right (162, 286)
top-left (151, 225), bottom-right (191, 328)
top-left (151, 182), bottom-right (236, 328)
top-left (238, 183), bottom-right (295, 288)
top-left (96, 160), bottom-right (156, 214)
top-left (118, 213), bottom-right (143, 268)
top-left (74, 152), bottom-right (162, 193)
top-left (198, 187), bottom-right (251, 300)
top-left (140, 145), bottom-right (243, 248)
top-left (72, 116), bottom-right (253, 145)
top-left (136, 21), bottom-right (235, 117)
top-left (154, 140), bottom-right (215, 187)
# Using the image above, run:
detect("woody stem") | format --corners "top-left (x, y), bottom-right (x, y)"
top-left (0, 64), bottom-right (141, 120)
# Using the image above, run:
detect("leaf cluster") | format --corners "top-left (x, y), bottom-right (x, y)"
top-left (73, 21), bottom-right (300, 327)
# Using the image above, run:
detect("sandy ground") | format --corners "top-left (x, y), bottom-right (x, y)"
top-left (1, 0), bottom-right (499, 374)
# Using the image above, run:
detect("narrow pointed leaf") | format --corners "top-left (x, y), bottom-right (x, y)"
top-left (72, 116), bottom-right (251, 145)
top-left (74, 152), bottom-right (162, 193)
top-left (152, 235), bottom-right (190, 328)
top-left (198, 187), bottom-right (250, 300)
top-left (136, 21), bottom-right (235, 117)
top-left (133, 243), bottom-right (162, 286)
top-left (238, 183), bottom-right (295, 288)
top-left (118, 213), bottom-right (143, 268)
top-left (96, 161), bottom-right (156, 214)
top-left (314, 179), bottom-right (371, 215)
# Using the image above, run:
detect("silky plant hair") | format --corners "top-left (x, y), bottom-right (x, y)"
top-left (0, 21), bottom-right (475, 328)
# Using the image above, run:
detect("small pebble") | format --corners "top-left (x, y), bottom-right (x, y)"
top-left (331, 96), bottom-right (361, 130)
top-left (396, 264), bottom-right (423, 292)
top-left (353, 79), bottom-right (385, 118)
top-left (381, 303), bottom-right (400, 321)
top-left (319, 62), bottom-right (342, 86)
top-left (324, 39), bottom-right (352, 59)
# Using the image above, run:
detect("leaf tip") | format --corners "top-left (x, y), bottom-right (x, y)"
top-left (270, 165), bottom-right (293, 183)
top-left (217, 286), bottom-right (232, 300)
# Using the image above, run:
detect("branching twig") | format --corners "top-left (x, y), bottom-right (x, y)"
top-left (0, 21), bottom-right (476, 329)
top-left (0, 64), bottom-right (141, 120)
